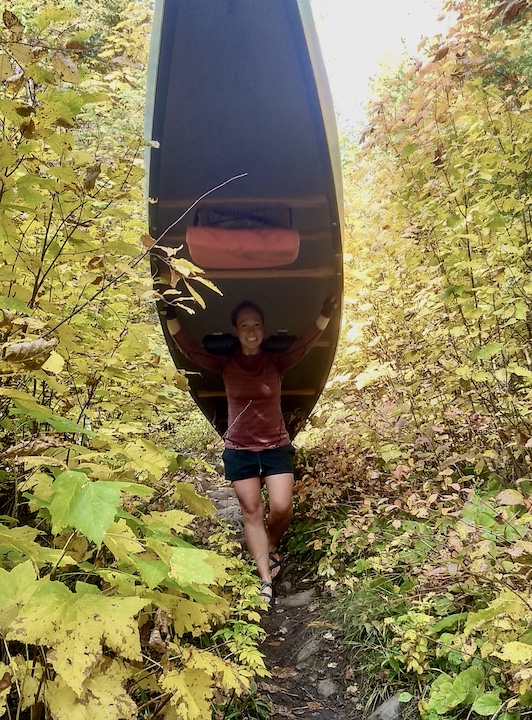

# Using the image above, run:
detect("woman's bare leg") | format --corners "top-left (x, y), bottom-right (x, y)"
top-left (231, 476), bottom-right (271, 582)
top-left (264, 473), bottom-right (294, 553)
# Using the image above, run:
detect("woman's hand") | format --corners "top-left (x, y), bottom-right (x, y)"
top-left (316, 295), bottom-right (338, 330)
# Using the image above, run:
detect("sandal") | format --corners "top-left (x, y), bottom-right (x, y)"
top-left (259, 581), bottom-right (275, 611)
top-left (268, 549), bottom-right (282, 581)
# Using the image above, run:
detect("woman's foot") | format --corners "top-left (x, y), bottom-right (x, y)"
top-left (259, 581), bottom-right (275, 611)
top-left (268, 549), bottom-right (281, 580)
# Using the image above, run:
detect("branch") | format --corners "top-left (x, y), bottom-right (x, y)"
top-left (41, 173), bottom-right (247, 337)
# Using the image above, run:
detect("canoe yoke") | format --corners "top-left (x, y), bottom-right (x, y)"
top-left (186, 226), bottom-right (300, 270)
top-left (186, 203), bottom-right (300, 270)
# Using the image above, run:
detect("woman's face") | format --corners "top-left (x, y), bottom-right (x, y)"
top-left (234, 308), bottom-right (264, 355)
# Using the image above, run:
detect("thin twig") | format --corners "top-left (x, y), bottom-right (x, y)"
top-left (41, 173), bottom-right (247, 338)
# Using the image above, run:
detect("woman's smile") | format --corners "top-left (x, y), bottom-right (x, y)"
top-left (234, 308), bottom-right (264, 355)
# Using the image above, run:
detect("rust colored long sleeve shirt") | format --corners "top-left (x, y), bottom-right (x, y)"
top-left (172, 323), bottom-right (323, 451)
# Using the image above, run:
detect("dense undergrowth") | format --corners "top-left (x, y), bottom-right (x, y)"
top-left (2, 0), bottom-right (532, 718)
top-left (0, 4), bottom-right (267, 719)
top-left (287, 1), bottom-right (532, 718)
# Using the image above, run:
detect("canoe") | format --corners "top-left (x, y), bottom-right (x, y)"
top-left (145, 0), bottom-right (343, 439)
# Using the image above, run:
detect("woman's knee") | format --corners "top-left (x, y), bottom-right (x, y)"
top-left (238, 498), bottom-right (264, 521)
top-left (268, 501), bottom-right (293, 523)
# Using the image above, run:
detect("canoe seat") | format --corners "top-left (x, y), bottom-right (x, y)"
top-left (186, 226), bottom-right (300, 269)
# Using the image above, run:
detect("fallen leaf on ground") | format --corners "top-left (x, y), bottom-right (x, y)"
top-left (273, 667), bottom-right (298, 679)
top-left (307, 701), bottom-right (323, 710)
top-left (273, 706), bottom-right (296, 719)
top-left (260, 682), bottom-right (286, 694)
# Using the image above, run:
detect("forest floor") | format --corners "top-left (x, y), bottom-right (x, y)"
top-left (201, 475), bottom-right (399, 720)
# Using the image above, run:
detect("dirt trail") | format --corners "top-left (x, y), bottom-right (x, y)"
top-left (202, 478), bottom-right (358, 719)
top-left (259, 576), bottom-right (356, 719)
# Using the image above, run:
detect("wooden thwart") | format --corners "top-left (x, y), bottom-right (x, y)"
top-left (197, 389), bottom-right (317, 398)
top-left (203, 266), bottom-right (337, 280)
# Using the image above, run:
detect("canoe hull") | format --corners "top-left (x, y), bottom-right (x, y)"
top-left (145, 0), bottom-right (343, 438)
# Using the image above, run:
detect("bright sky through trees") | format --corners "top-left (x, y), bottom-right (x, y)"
top-left (310, 0), bottom-right (449, 128)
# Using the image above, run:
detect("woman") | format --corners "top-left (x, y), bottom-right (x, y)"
top-left (164, 296), bottom-right (336, 608)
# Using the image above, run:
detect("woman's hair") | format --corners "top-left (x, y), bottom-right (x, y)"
top-left (231, 300), bottom-right (265, 327)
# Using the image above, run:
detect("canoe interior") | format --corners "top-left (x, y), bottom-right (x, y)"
top-left (145, 0), bottom-right (344, 438)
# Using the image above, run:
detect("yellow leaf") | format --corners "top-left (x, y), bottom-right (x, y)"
top-left (146, 590), bottom-right (228, 638)
top-left (0, 561), bottom-right (38, 632)
top-left (142, 509), bottom-right (195, 534)
top-left (45, 658), bottom-right (136, 720)
top-left (103, 520), bottom-right (144, 565)
top-left (169, 257), bottom-right (204, 277)
top-left (0, 525), bottom-right (46, 564)
top-left (10, 43), bottom-right (33, 66)
top-left (0, 388), bottom-right (38, 401)
top-left (183, 279), bottom-right (206, 309)
top-left (0, 53), bottom-right (11, 81)
top-left (6, 579), bottom-right (146, 695)
top-left (492, 641), bottom-right (532, 665)
top-left (9, 655), bottom-right (43, 711)
top-left (22, 455), bottom-right (66, 470)
top-left (495, 489), bottom-right (525, 506)
top-left (173, 483), bottom-right (215, 517)
top-left (161, 668), bottom-right (213, 720)
top-left (179, 646), bottom-right (248, 693)
top-left (52, 51), bottom-right (80, 83)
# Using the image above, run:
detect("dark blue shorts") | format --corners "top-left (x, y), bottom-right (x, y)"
top-left (222, 444), bottom-right (295, 482)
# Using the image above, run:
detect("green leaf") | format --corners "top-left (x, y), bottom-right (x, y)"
top-left (427, 673), bottom-right (455, 713)
top-left (49, 472), bottom-right (123, 544)
top-left (69, 482), bottom-right (124, 545)
top-left (0, 297), bottom-right (32, 313)
top-left (470, 342), bottom-right (504, 361)
top-left (452, 667), bottom-right (484, 706)
top-left (10, 399), bottom-right (91, 435)
top-left (147, 539), bottom-right (216, 585)
top-left (429, 613), bottom-right (468, 633)
top-left (168, 547), bottom-right (216, 585)
top-left (173, 483), bottom-right (215, 517)
top-left (49, 470), bottom-right (87, 535)
top-left (132, 556), bottom-right (168, 588)
top-left (398, 691), bottom-right (413, 703)
top-left (113, 481), bottom-right (153, 497)
top-left (471, 691), bottom-right (502, 716)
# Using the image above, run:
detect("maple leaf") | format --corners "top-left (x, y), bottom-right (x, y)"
top-left (6, 579), bottom-right (146, 695)
top-left (161, 668), bottom-right (213, 720)
top-left (145, 590), bottom-right (228, 638)
top-left (146, 539), bottom-right (216, 586)
top-left (45, 658), bottom-right (136, 720)
top-left (49, 471), bottom-right (150, 544)
top-left (173, 483), bottom-right (215, 517)
top-left (103, 519), bottom-right (144, 565)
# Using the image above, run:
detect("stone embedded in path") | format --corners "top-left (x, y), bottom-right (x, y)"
top-left (317, 678), bottom-right (337, 698)
top-left (295, 637), bottom-right (321, 668)
top-left (368, 693), bottom-right (402, 720)
top-left (279, 590), bottom-right (315, 608)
